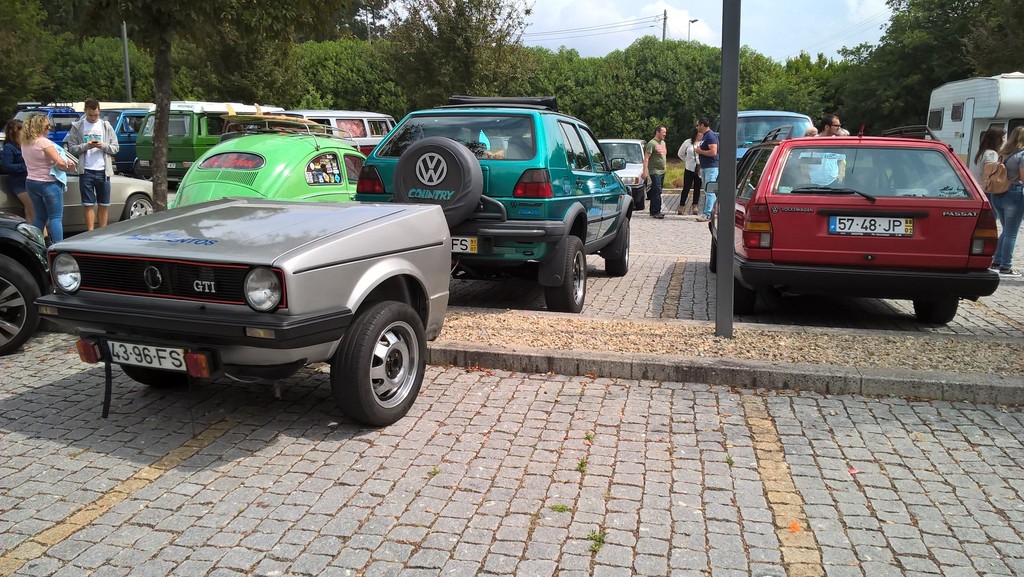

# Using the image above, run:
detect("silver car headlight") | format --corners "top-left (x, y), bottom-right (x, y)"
top-left (53, 253), bottom-right (81, 293)
top-left (244, 267), bottom-right (282, 312)
top-left (16, 222), bottom-right (45, 247)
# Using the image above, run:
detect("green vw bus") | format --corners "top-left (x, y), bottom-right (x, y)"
top-left (135, 101), bottom-right (283, 182)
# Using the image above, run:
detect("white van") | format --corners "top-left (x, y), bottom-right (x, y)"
top-left (282, 110), bottom-right (396, 155)
top-left (927, 71), bottom-right (1024, 163)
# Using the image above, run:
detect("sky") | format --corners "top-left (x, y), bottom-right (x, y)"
top-left (523, 0), bottom-right (892, 62)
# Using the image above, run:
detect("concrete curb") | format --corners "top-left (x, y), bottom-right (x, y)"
top-left (427, 341), bottom-right (1024, 405)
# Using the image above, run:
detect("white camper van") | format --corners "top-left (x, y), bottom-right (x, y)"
top-left (927, 71), bottom-right (1024, 163)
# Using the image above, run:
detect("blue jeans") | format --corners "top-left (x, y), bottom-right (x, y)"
top-left (27, 179), bottom-right (65, 243)
top-left (701, 167), bottom-right (720, 218)
top-left (648, 173), bottom-right (664, 216)
top-left (79, 169), bottom-right (111, 206)
top-left (991, 184), bottom-right (1024, 270)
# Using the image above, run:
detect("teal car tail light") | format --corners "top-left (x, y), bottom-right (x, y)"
top-left (357, 165), bottom-right (386, 195)
top-left (513, 169), bottom-right (553, 199)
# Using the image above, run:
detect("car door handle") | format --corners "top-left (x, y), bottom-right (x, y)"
top-left (599, 179), bottom-right (606, 185)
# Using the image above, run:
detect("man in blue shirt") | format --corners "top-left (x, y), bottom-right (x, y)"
top-left (695, 117), bottom-right (719, 222)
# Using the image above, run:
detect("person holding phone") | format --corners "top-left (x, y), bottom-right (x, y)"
top-left (65, 97), bottom-right (119, 231)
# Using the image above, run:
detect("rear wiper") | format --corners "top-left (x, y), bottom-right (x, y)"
top-left (790, 186), bottom-right (876, 202)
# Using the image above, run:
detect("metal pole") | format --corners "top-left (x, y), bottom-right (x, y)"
top-left (121, 21), bottom-right (133, 101)
top-left (663, 10), bottom-right (667, 41)
top-left (689, 18), bottom-right (698, 42)
top-left (716, 0), bottom-right (740, 338)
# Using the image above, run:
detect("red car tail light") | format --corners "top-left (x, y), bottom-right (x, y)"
top-left (356, 166), bottom-right (386, 195)
top-left (971, 207), bottom-right (998, 256)
top-left (742, 202), bottom-right (773, 249)
top-left (513, 169), bottom-right (554, 198)
top-left (76, 339), bottom-right (103, 364)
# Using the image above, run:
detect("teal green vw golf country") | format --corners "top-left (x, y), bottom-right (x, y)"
top-left (356, 96), bottom-right (633, 313)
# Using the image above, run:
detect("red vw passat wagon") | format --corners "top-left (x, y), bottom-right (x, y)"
top-left (708, 131), bottom-right (999, 324)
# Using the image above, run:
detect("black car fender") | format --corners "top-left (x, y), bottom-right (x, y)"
top-left (0, 229), bottom-right (49, 293)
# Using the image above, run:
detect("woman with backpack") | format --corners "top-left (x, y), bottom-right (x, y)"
top-left (993, 126), bottom-right (1024, 277)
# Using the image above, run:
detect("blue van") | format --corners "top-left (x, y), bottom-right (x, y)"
top-left (98, 108), bottom-right (149, 174)
top-left (720, 110), bottom-right (815, 159)
top-left (12, 105), bottom-right (80, 144)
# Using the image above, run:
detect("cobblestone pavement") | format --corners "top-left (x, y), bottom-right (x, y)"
top-left (2, 334), bottom-right (1024, 576)
top-left (451, 192), bottom-right (1024, 339)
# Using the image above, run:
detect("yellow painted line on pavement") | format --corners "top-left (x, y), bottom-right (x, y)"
top-left (0, 418), bottom-right (237, 577)
top-left (742, 395), bottom-right (825, 577)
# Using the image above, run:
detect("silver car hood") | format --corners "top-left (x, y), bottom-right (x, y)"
top-left (52, 198), bottom-right (443, 265)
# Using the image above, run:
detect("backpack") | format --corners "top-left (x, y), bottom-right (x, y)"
top-left (982, 159), bottom-right (1010, 194)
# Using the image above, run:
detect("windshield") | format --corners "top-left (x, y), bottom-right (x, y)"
top-left (600, 142), bottom-right (644, 164)
top-left (738, 115), bottom-right (813, 146)
top-left (377, 114), bottom-right (535, 160)
top-left (776, 146), bottom-right (971, 199)
top-left (141, 114), bottom-right (190, 137)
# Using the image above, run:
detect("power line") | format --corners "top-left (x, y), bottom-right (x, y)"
top-left (526, 24), bottom-right (661, 44)
top-left (785, 8), bottom-right (890, 59)
top-left (523, 15), bottom-right (662, 38)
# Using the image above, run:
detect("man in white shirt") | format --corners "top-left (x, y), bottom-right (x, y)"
top-left (65, 98), bottom-right (119, 230)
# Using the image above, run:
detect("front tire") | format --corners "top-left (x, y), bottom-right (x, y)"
top-left (544, 236), bottom-right (587, 313)
top-left (331, 301), bottom-right (426, 426)
top-left (0, 254), bottom-right (41, 356)
top-left (913, 297), bottom-right (959, 324)
top-left (604, 217), bottom-right (630, 277)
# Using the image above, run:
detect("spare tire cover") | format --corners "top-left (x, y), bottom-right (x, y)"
top-left (393, 136), bottom-right (484, 227)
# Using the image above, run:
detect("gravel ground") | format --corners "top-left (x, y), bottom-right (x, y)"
top-left (438, 309), bottom-right (1024, 376)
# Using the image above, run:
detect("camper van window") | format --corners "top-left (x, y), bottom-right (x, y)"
top-left (368, 120), bottom-right (391, 137)
top-left (951, 103), bottom-right (964, 122)
top-left (927, 109), bottom-right (943, 130)
top-left (205, 117), bottom-right (225, 136)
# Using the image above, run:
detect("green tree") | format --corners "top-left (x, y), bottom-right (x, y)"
top-left (49, 36), bottom-right (155, 102)
top-left (292, 39), bottom-right (407, 118)
top-left (965, 0), bottom-right (1024, 75)
top-left (84, 0), bottom-right (351, 210)
top-left (385, 0), bottom-right (531, 109)
top-left (0, 0), bottom-right (56, 118)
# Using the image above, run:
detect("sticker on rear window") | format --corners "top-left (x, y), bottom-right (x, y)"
top-left (199, 153), bottom-right (265, 170)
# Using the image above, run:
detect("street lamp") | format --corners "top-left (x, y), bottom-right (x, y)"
top-left (688, 18), bottom-right (698, 42)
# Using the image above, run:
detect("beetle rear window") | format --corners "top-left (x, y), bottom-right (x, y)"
top-left (199, 152), bottom-right (265, 170)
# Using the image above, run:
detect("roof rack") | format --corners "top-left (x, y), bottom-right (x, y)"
top-left (881, 125), bottom-right (939, 140)
top-left (444, 95), bottom-right (559, 112)
top-left (761, 125), bottom-right (794, 142)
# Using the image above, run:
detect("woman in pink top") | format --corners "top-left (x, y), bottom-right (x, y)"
top-left (22, 113), bottom-right (75, 243)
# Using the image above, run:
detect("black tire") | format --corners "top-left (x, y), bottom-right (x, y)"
top-left (544, 236), bottom-right (587, 313)
top-left (632, 187), bottom-right (645, 211)
top-left (0, 254), bottom-right (41, 356)
top-left (913, 297), bottom-right (959, 324)
top-left (392, 137), bottom-right (484, 227)
top-left (331, 301), bottom-right (426, 427)
top-left (733, 278), bottom-right (757, 315)
top-left (120, 364), bottom-right (189, 388)
top-left (604, 217), bottom-right (630, 277)
top-left (121, 193), bottom-right (154, 221)
top-left (709, 238), bottom-right (718, 273)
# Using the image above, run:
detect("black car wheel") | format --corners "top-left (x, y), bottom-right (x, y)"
top-left (733, 278), bottom-right (757, 315)
top-left (0, 254), bottom-right (41, 356)
top-left (331, 301), bottom-right (426, 427)
top-left (392, 137), bottom-right (484, 227)
top-left (544, 236), bottom-right (587, 313)
top-left (604, 217), bottom-right (630, 277)
top-left (913, 297), bottom-right (959, 324)
top-left (632, 187), bottom-right (645, 211)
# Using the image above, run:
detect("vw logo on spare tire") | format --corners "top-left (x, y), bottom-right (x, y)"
top-left (393, 136), bottom-right (484, 228)
top-left (415, 153), bottom-right (448, 186)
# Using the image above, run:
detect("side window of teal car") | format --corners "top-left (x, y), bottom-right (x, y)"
top-left (578, 128), bottom-right (608, 172)
top-left (559, 122), bottom-right (591, 171)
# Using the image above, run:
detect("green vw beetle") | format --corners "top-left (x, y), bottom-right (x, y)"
top-left (170, 128), bottom-right (365, 208)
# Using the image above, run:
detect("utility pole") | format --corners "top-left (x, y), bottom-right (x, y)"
top-left (662, 10), bottom-right (667, 41)
top-left (120, 21), bottom-right (132, 101)
top-left (688, 18), bottom-right (698, 42)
